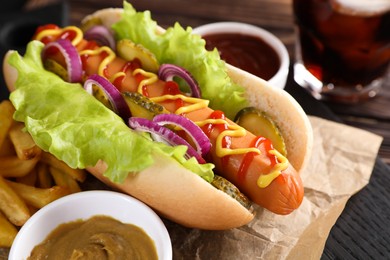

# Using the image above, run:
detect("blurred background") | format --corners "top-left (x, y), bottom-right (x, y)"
top-left (16, 0), bottom-right (297, 52)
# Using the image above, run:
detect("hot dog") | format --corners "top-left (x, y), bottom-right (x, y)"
top-left (2, 4), bottom-right (313, 230)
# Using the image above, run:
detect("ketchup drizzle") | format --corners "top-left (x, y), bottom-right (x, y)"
top-left (237, 136), bottom-right (278, 183)
top-left (59, 29), bottom-right (77, 42)
top-left (79, 41), bottom-right (99, 78)
top-left (33, 24), bottom-right (59, 44)
top-left (202, 111), bottom-right (231, 167)
top-left (163, 81), bottom-right (185, 111)
top-left (112, 61), bottom-right (140, 91)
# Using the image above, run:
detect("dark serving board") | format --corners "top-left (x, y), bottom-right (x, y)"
top-left (1, 3), bottom-right (389, 258)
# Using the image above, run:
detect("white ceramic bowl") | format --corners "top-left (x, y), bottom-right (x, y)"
top-left (9, 190), bottom-right (172, 260)
top-left (193, 22), bottom-right (290, 89)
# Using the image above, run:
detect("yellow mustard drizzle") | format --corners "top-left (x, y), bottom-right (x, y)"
top-left (257, 149), bottom-right (289, 188)
top-left (35, 26), bottom-right (83, 46)
top-left (79, 46), bottom-right (116, 76)
top-left (150, 95), bottom-right (209, 115)
top-left (216, 125), bottom-right (261, 157)
top-left (109, 72), bottom-right (127, 83)
top-left (196, 119), bottom-right (261, 157)
top-left (133, 69), bottom-right (158, 94)
top-left (35, 28), bottom-right (60, 40)
top-left (195, 118), bottom-right (227, 127)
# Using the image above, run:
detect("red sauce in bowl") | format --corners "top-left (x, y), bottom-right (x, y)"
top-left (202, 33), bottom-right (281, 80)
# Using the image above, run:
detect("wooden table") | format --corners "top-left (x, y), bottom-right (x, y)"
top-left (1, 0), bottom-right (389, 258)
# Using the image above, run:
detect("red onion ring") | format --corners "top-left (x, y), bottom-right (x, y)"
top-left (84, 25), bottom-right (116, 50)
top-left (152, 114), bottom-right (211, 157)
top-left (84, 74), bottom-right (131, 121)
top-left (128, 117), bottom-right (206, 164)
top-left (42, 39), bottom-right (82, 83)
top-left (158, 64), bottom-right (201, 98)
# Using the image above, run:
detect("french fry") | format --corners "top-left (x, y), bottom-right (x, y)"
top-left (16, 167), bottom-right (38, 186)
top-left (9, 122), bottom-right (42, 160)
top-left (50, 166), bottom-right (81, 193)
top-left (0, 136), bottom-right (16, 157)
top-left (0, 211), bottom-right (18, 248)
top-left (0, 176), bottom-right (30, 226)
top-left (0, 100), bottom-right (15, 148)
top-left (37, 162), bottom-right (53, 188)
top-left (5, 179), bottom-right (71, 209)
top-left (0, 155), bottom-right (40, 178)
top-left (0, 101), bottom-right (87, 249)
top-left (41, 152), bottom-right (86, 182)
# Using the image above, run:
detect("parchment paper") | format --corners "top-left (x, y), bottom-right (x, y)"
top-left (164, 116), bottom-right (383, 260)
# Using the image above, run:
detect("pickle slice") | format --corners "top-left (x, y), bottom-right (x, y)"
top-left (122, 92), bottom-right (168, 120)
top-left (91, 84), bottom-right (115, 111)
top-left (43, 59), bottom-right (68, 82)
top-left (80, 17), bottom-right (102, 32)
top-left (116, 39), bottom-right (160, 73)
top-left (211, 175), bottom-right (253, 211)
top-left (234, 107), bottom-right (287, 156)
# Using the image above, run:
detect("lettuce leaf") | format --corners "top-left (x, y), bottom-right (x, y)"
top-left (8, 40), bottom-right (214, 183)
top-left (112, 2), bottom-right (249, 120)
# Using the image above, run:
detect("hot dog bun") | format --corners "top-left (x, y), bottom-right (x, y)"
top-left (3, 52), bottom-right (17, 93)
top-left (2, 7), bottom-right (312, 230)
top-left (88, 156), bottom-right (255, 230)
